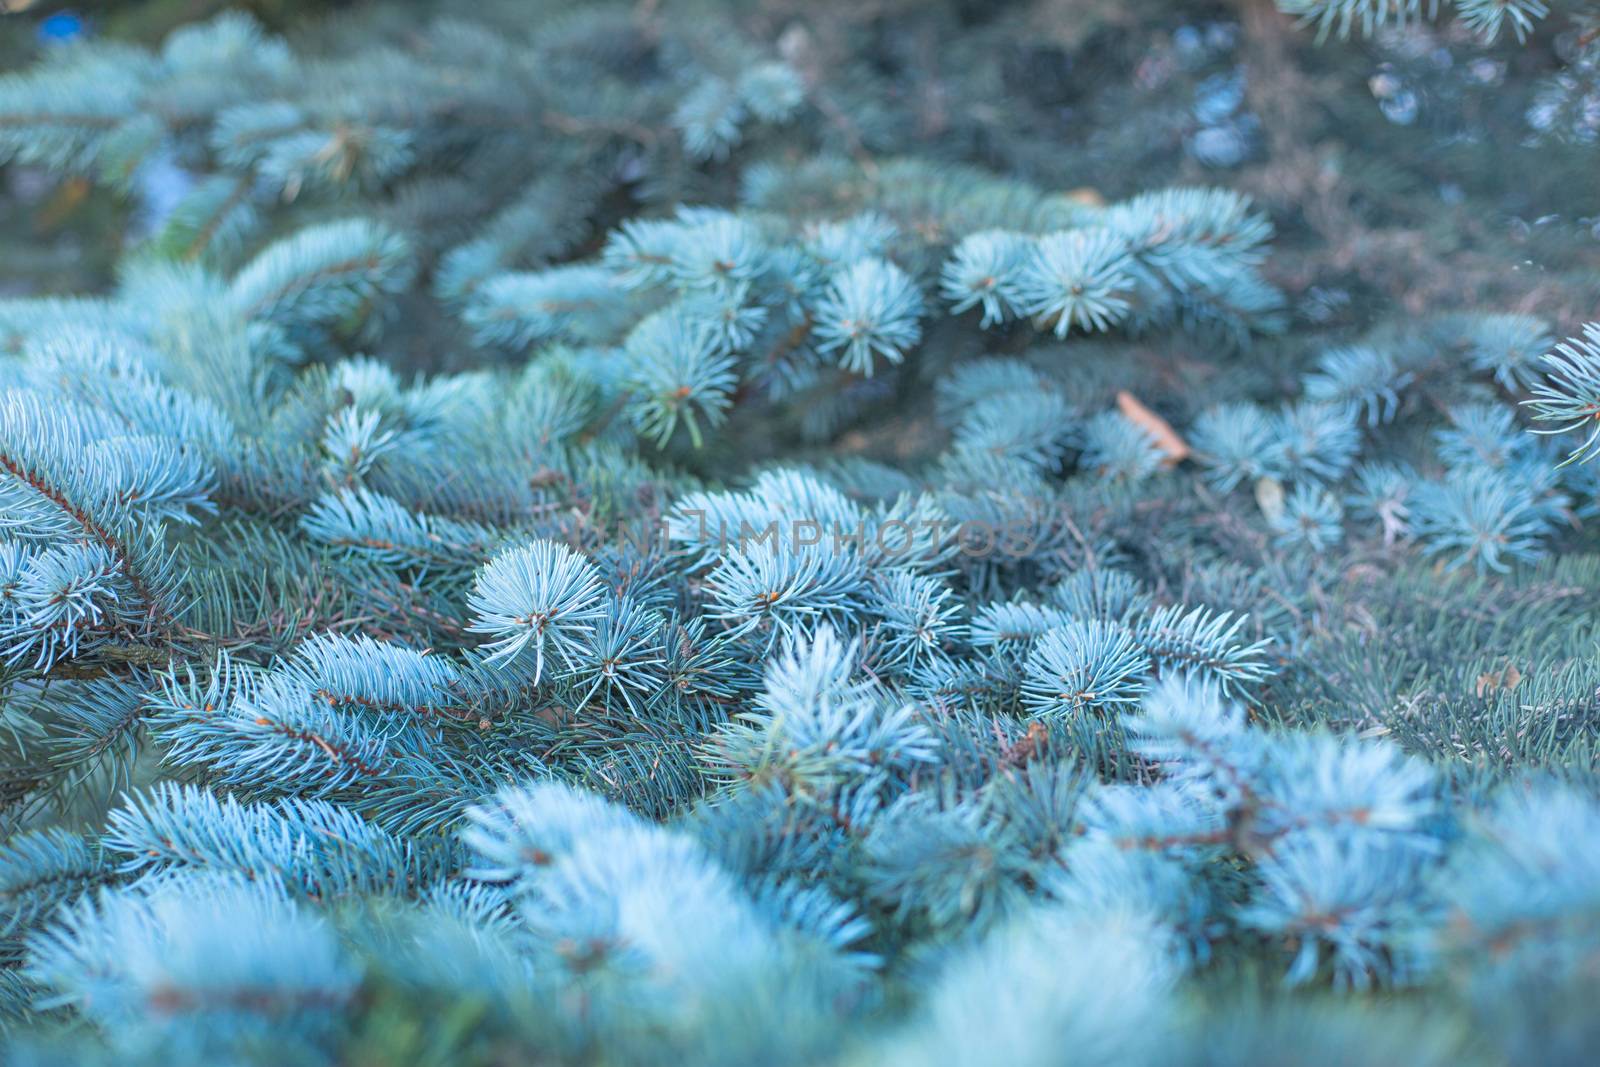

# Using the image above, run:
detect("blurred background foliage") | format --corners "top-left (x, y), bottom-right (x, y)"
top-left (3, 0), bottom-right (1597, 371)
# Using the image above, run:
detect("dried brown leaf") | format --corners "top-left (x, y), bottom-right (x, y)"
top-left (1117, 390), bottom-right (1191, 466)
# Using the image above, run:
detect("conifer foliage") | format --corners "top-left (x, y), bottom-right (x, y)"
top-left (2, 4), bottom-right (1600, 1065)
